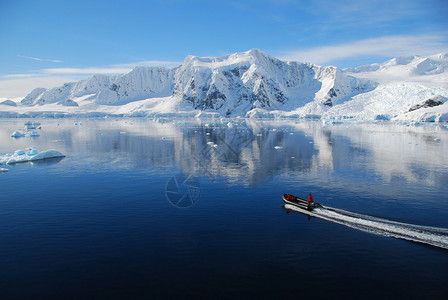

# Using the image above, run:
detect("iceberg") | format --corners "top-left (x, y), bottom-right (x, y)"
top-left (24, 121), bottom-right (41, 130)
top-left (11, 131), bottom-right (25, 137)
top-left (0, 147), bottom-right (65, 165)
top-left (11, 130), bottom-right (40, 138)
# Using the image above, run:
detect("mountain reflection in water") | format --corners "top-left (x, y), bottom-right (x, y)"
top-left (1, 118), bottom-right (447, 187)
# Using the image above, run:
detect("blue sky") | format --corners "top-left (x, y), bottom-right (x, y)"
top-left (1, 0), bottom-right (447, 99)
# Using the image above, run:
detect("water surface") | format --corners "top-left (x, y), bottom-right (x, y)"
top-left (0, 118), bottom-right (447, 298)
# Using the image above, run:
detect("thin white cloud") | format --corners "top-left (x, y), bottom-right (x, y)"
top-left (17, 55), bottom-right (43, 61)
top-left (3, 73), bottom-right (37, 78)
top-left (18, 54), bottom-right (63, 63)
top-left (0, 75), bottom-right (84, 99)
top-left (0, 60), bottom-right (182, 99)
top-left (42, 67), bottom-right (132, 75)
top-left (279, 34), bottom-right (448, 65)
top-left (39, 60), bottom-right (181, 76)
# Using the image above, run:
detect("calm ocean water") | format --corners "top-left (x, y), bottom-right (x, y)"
top-left (0, 118), bottom-right (447, 299)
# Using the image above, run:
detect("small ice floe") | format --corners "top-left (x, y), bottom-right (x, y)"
top-left (274, 146), bottom-right (283, 149)
top-left (0, 147), bottom-right (65, 165)
top-left (0, 168), bottom-right (8, 172)
top-left (24, 121), bottom-right (41, 130)
top-left (11, 131), bottom-right (25, 138)
top-left (206, 132), bottom-right (211, 135)
top-left (207, 142), bottom-right (218, 148)
top-left (434, 138), bottom-right (441, 142)
top-left (256, 133), bottom-right (262, 137)
top-left (11, 130), bottom-right (40, 138)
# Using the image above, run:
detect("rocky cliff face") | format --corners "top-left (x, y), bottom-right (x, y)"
top-left (20, 49), bottom-right (373, 115)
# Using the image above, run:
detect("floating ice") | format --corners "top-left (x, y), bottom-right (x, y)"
top-left (0, 147), bottom-right (65, 165)
top-left (0, 168), bottom-right (8, 172)
top-left (24, 121), bottom-right (41, 130)
top-left (15, 149), bottom-right (26, 155)
top-left (274, 146), bottom-right (283, 149)
top-left (11, 130), bottom-right (40, 138)
top-left (11, 131), bottom-right (25, 137)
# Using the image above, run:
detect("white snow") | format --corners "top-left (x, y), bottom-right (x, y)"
top-left (0, 147), bottom-right (65, 164)
top-left (1, 50), bottom-right (448, 123)
top-left (345, 53), bottom-right (448, 89)
top-left (321, 83), bottom-right (448, 122)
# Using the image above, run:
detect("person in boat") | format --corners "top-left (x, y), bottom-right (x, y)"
top-left (307, 193), bottom-right (313, 210)
top-left (307, 193), bottom-right (313, 203)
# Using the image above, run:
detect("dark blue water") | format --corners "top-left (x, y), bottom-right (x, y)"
top-left (1, 118), bottom-right (447, 299)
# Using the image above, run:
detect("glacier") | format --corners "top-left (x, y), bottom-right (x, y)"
top-left (1, 49), bottom-right (448, 122)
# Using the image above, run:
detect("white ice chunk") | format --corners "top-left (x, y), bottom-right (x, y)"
top-left (29, 150), bottom-right (64, 161)
top-left (15, 149), bottom-right (26, 155)
top-left (1, 148), bottom-right (65, 164)
top-left (11, 131), bottom-right (25, 137)
top-left (26, 148), bottom-right (39, 156)
top-left (11, 130), bottom-right (40, 138)
top-left (28, 131), bottom-right (40, 137)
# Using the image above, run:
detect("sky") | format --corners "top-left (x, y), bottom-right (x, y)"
top-left (0, 0), bottom-right (447, 99)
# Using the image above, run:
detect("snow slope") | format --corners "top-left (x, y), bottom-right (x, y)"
top-left (2, 50), bottom-right (448, 122)
top-left (338, 53), bottom-right (448, 122)
top-left (345, 53), bottom-right (448, 89)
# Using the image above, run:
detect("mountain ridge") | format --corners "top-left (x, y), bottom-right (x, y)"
top-left (2, 49), bottom-right (448, 122)
top-left (18, 49), bottom-right (373, 116)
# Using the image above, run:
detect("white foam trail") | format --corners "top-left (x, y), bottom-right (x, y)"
top-left (285, 204), bottom-right (448, 249)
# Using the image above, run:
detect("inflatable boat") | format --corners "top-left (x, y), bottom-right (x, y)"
top-left (282, 194), bottom-right (322, 211)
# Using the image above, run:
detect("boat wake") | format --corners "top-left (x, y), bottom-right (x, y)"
top-left (284, 204), bottom-right (448, 249)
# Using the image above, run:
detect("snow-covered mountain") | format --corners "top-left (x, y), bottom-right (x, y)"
top-left (335, 53), bottom-right (448, 122)
top-left (13, 49), bottom-right (372, 116)
top-left (345, 53), bottom-right (448, 89)
top-left (21, 66), bottom-right (175, 106)
top-left (2, 49), bottom-right (448, 122)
